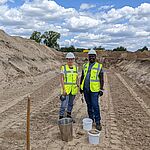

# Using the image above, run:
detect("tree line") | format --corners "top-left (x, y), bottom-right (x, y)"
top-left (30, 31), bottom-right (149, 52)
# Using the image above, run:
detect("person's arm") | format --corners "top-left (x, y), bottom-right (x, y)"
top-left (99, 68), bottom-right (104, 90)
top-left (76, 66), bottom-right (79, 87)
top-left (76, 75), bottom-right (79, 87)
top-left (60, 66), bottom-right (67, 95)
top-left (79, 70), bottom-right (84, 94)
top-left (80, 70), bottom-right (84, 86)
top-left (60, 74), bottom-right (65, 90)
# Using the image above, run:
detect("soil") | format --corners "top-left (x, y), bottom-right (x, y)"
top-left (0, 30), bottom-right (150, 150)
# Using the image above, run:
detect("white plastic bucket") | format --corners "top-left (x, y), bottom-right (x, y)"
top-left (88, 129), bottom-right (100, 144)
top-left (82, 118), bottom-right (93, 131)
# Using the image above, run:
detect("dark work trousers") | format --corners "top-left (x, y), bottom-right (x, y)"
top-left (83, 89), bottom-right (101, 124)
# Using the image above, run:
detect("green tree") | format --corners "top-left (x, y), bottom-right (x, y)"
top-left (113, 46), bottom-right (127, 51)
top-left (76, 48), bottom-right (84, 52)
top-left (30, 31), bottom-right (42, 43)
top-left (68, 45), bottom-right (75, 52)
top-left (42, 31), bottom-right (60, 50)
top-left (93, 46), bottom-right (105, 50)
top-left (137, 46), bottom-right (148, 52)
top-left (60, 45), bottom-right (76, 52)
top-left (143, 46), bottom-right (148, 51)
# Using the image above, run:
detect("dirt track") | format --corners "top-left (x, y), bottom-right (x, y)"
top-left (0, 69), bottom-right (150, 150)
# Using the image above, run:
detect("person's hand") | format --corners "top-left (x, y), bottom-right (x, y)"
top-left (60, 95), bottom-right (66, 101)
top-left (63, 89), bottom-right (67, 96)
top-left (99, 90), bottom-right (103, 96)
top-left (80, 88), bottom-right (83, 94)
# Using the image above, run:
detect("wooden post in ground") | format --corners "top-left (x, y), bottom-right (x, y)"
top-left (26, 96), bottom-right (30, 150)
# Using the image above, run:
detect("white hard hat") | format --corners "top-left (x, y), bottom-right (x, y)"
top-left (66, 52), bottom-right (75, 59)
top-left (88, 49), bottom-right (97, 55)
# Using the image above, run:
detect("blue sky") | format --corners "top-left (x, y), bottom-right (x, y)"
top-left (54, 0), bottom-right (150, 9)
top-left (7, 0), bottom-right (150, 9)
top-left (0, 0), bottom-right (150, 51)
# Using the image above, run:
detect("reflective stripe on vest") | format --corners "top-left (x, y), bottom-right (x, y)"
top-left (64, 82), bottom-right (76, 85)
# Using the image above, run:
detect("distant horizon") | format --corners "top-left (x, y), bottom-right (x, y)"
top-left (1, 28), bottom-right (149, 52)
top-left (0, 0), bottom-right (150, 51)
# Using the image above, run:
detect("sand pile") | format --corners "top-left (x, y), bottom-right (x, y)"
top-left (0, 30), bottom-right (62, 82)
top-left (0, 29), bottom-right (62, 102)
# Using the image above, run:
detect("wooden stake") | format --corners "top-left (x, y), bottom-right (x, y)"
top-left (26, 96), bottom-right (30, 150)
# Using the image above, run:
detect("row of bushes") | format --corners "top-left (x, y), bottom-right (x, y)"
top-left (30, 31), bottom-right (149, 52)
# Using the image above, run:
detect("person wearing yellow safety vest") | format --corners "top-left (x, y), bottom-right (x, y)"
top-left (80, 49), bottom-right (104, 131)
top-left (59, 52), bottom-right (78, 122)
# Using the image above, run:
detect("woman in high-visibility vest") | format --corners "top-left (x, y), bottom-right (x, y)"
top-left (59, 52), bottom-right (78, 122)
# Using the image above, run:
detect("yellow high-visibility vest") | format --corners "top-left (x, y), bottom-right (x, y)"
top-left (61, 64), bottom-right (78, 95)
top-left (80, 62), bottom-right (102, 92)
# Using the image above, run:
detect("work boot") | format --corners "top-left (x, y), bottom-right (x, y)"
top-left (67, 112), bottom-right (75, 123)
top-left (59, 116), bottom-right (64, 119)
top-left (96, 123), bottom-right (102, 131)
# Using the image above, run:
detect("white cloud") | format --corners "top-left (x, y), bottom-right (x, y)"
top-left (0, 0), bottom-right (7, 5)
top-left (60, 39), bottom-right (78, 47)
top-left (135, 31), bottom-right (150, 37)
top-left (74, 33), bottom-right (110, 42)
top-left (104, 24), bottom-right (136, 37)
top-left (129, 3), bottom-right (150, 28)
top-left (0, 0), bottom-right (14, 5)
top-left (21, 0), bottom-right (77, 20)
top-left (66, 16), bottom-right (100, 31)
top-left (98, 5), bottom-right (114, 11)
top-left (2, 8), bottom-right (23, 24)
top-left (0, 0), bottom-right (77, 36)
top-left (80, 3), bottom-right (96, 10)
top-left (0, 5), bottom-right (8, 15)
top-left (101, 6), bottom-right (135, 23)
top-left (48, 25), bottom-right (70, 37)
top-left (102, 3), bottom-right (150, 24)
top-left (0, 0), bottom-right (149, 51)
top-left (135, 3), bottom-right (150, 16)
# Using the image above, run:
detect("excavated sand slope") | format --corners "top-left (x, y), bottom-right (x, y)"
top-left (0, 29), bottom-right (63, 105)
top-left (0, 29), bottom-right (62, 80)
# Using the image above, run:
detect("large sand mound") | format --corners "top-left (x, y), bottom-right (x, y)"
top-left (0, 29), bottom-right (63, 102)
top-left (0, 29), bottom-right (62, 81)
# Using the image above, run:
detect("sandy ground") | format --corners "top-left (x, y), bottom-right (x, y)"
top-left (0, 30), bottom-right (150, 150)
top-left (0, 68), bottom-right (150, 150)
